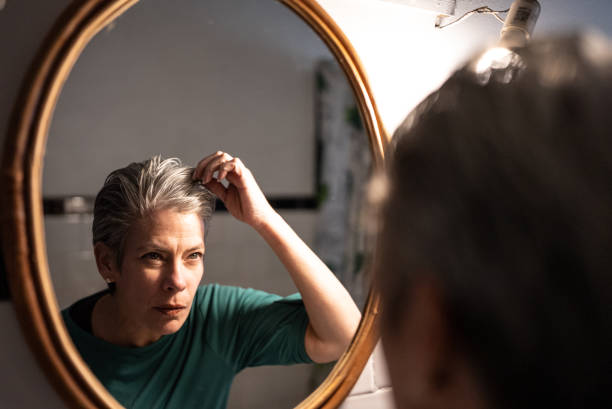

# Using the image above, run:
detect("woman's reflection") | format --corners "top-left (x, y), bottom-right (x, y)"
top-left (62, 151), bottom-right (361, 408)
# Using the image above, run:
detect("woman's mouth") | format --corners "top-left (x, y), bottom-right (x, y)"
top-left (154, 305), bottom-right (186, 316)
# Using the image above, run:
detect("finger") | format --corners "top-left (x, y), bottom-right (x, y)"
top-left (204, 179), bottom-right (227, 202)
top-left (202, 153), bottom-right (233, 184)
top-left (193, 151), bottom-right (223, 180)
top-left (205, 153), bottom-right (233, 183)
top-left (217, 160), bottom-right (237, 181)
top-left (224, 158), bottom-right (249, 188)
top-left (193, 151), bottom-right (225, 181)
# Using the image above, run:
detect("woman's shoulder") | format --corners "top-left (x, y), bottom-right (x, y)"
top-left (195, 284), bottom-right (281, 307)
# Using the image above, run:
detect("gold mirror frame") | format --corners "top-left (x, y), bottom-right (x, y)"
top-left (1, 0), bottom-right (388, 408)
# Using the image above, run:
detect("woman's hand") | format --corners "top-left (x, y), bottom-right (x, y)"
top-left (195, 151), bottom-right (360, 363)
top-left (193, 151), bottom-right (275, 229)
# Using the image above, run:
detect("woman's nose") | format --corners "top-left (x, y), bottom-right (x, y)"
top-left (164, 263), bottom-right (187, 292)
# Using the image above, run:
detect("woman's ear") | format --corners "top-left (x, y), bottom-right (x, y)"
top-left (94, 242), bottom-right (119, 283)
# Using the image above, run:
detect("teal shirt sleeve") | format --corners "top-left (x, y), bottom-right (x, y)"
top-left (198, 284), bottom-right (313, 371)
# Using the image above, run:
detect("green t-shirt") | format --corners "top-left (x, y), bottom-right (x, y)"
top-left (62, 284), bottom-right (312, 409)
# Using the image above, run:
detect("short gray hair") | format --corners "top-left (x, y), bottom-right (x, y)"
top-left (92, 156), bottom-right (215, 266)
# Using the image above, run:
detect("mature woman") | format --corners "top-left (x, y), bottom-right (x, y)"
top-left (62, 151), bottom-right (361, 409)
top-left (376, 35), bottom-right (612, 409)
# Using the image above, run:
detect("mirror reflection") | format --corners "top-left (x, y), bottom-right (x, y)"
top-left (43, 1), bottom-right (373, 408)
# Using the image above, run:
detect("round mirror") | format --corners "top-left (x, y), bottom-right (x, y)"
top-left (1, 0), bottom-right (386, 408)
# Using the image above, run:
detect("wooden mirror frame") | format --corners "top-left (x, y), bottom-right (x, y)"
top-left (1, 0), bottom-right (389, 408)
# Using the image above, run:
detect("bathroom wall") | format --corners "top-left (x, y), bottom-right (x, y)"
top-left (320, 0), bottom-right (612, 134)
top-left (3, 1), bottom-right (612, 408)
top-left (339, 343), bottom-right (394, 409)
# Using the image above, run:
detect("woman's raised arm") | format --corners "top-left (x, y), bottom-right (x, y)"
top-left (193, 151), bottom-right (361, 363)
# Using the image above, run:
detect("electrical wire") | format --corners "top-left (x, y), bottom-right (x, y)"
top-left (435, 6), bottom-right (510, 29)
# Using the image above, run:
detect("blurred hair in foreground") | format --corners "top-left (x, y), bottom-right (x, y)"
top-left (375, 34), bottom-right (612, 409)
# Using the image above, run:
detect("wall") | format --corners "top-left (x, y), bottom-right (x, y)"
top-left (42, 0), bottom-right (330, 197)
top-left (320, 0), bottom-right (612, 133)
top-left (3, 1), bottom-right (612, 408)
top-left (340, 343), bottom-right (394, 409)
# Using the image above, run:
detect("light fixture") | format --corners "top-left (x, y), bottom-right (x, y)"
top-left (435, 1), bottom-right (541, 83)
top-left (475, 0), bottom-right (541, 83)
top-left (497, 0), bottom-right (541, 49)
top-left (435, 0), bottom-right (540, 38)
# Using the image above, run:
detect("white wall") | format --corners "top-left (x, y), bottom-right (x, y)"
top-left (340, 342), bottom-right (394, 409)
top-left (319, 0), bottom-right (612, 134)
top-left (3, 1), bottom-right (612, 408)
top-left (42, 0), bottom-right (332, 197)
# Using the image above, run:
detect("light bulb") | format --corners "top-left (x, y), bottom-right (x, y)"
top-left (475, 47), bottom-right (517, 74)
top-left (473, 47), bottom-right (524, 84)
top-left (499, 0), bottom-right (541, 49)
top-left (472, 0), bottom-right (540, 84)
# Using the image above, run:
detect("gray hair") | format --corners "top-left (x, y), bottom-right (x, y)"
top-left (92, 156), bottom-right (215, 266)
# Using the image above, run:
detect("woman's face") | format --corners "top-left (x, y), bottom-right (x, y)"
top-left (110, 208), bottom-right (205, 345)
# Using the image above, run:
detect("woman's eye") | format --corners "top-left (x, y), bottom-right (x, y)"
top-left (187, 252), bottom-right (203, 260)
top-left (143, 252), bottom-right (162, 261)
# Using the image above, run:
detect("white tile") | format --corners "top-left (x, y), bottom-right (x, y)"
top-left (347, 354), bottom-right (376, 395)
top-left (340, 388), bottom-right (395, 409)
top-left (373, 341), bottom-right (392, 388)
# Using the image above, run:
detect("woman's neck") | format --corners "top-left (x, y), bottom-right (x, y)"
top-left (91, 294), bottom-right (161, 347)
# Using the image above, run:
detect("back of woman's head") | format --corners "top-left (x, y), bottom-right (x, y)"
top-left (378, 34), bottom-right (612, 409)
